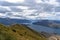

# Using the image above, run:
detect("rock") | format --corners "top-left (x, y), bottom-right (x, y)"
top-left (48, 35), bottom-right (60, 40)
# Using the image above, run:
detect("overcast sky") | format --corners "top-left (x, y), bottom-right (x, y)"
top-left (0, 0), bottom-right (60, 20)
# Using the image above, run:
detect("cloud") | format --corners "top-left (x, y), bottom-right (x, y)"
top-left (0, 9), bottom-right (37, 20)
top-left (10, 7), bottom-right (23, 12)
top-left (0, 9), bottom-right (60, 20)
top-left (35, 0), bottom-right (41, 3)
top-left (35, 0), bottom-right (59, 6)
top-left (0, 6), bottom-right (11, 13)
top-left (5, 0), bottom-right (25, 3)
top-left (0, 6), bottom-right (29, 12)
top-left (0, 1), bottom-right (23, 6)
top-left (36, 12), bottom-right (60, 20)
top-left (0, 13), bottom-right (7, 18)
top-left (55, 6), bottom-right (60, 12)
top-left (37, 12), bottom-right (55, 20)
top-left (22, 9), bottom-right (37, 16)
top-left (56, 0), bottom-right (60, 2)
top-left (0, 12), bottom-right (24, 19)
top-left (10, 6), bottom-right (29, 12)
top-left (0, 10), bottom-right (58, 20)
top-left (16, 6), bottom-right (29, 9)
top-left (0, 6), bottom-right (11, 11)
top-left (0, 0), bottom-right (60, 20)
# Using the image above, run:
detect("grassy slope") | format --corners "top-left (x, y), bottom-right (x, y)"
top-left (0, 24), bottom-right (47, 40)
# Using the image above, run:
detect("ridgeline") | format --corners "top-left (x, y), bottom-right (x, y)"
top-left (0, 24), bottom-right (47, 40)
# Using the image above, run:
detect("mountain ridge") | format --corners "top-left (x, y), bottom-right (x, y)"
top-left (0, 23), bottom-right (47, 40)
top-left (33, 20), bottom-right (60, 28)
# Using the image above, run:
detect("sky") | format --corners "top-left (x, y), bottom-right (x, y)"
top-left (0, 0), bottom-right (60, 20)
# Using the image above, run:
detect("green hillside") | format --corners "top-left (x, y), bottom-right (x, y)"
top-left (0, 24), bottom-right (47, 40)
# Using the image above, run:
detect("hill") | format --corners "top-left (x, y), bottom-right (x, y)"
top-left (0, 18), bottom-right (31, 25)
top-left (0, 24), bottom-right (47, 40)
top-left (33, 20), bottom-right (60, 28)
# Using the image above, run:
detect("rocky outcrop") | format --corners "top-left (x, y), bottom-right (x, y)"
top-left (48, 35), bottom-right (60, 40)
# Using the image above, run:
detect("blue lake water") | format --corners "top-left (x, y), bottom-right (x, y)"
top-left (27, 24), bottom-right (60, 35)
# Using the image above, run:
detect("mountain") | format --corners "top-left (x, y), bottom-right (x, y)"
top-left (32, 20), bottom-right (60, 28)
top-left (0, 24), bottom-right (47, 40)
top-left (0, 18), bottom-right (31, 25)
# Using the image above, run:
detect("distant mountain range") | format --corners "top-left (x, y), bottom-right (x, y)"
top-left (0, 18), bottom-right (31, 25)
top-left (0, 18), bottom-right (60, 29)
top-left (32, 20), bottom-right (60, 28)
